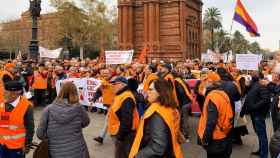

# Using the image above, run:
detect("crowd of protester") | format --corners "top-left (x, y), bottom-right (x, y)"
top-left (0, 51), bottom-right (280, 158)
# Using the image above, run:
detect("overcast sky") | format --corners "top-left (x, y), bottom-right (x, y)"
top-left (0, 0), bottom-right (279, 51)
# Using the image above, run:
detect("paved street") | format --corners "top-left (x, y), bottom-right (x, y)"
top-left (27, 107), bottom-right (274, 158)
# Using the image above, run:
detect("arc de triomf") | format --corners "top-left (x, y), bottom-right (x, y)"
top-left (118, 0), bottom-right (203, 61)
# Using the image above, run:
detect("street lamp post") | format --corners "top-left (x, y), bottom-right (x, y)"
top-left (29, 0), bottom-right (41, 61)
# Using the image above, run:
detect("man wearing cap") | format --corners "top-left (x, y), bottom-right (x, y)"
top-left (0, 81), bottom-right (34, 158)
top-left (107, 76), bottom-right (139, 158)
top-left (0, 63), bottom-right (15, 103)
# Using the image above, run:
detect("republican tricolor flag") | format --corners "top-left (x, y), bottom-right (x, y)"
top-left (233, 0), bottom-right (260, 37)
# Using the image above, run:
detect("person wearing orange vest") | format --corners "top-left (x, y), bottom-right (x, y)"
top-left (158, 63), bottom-right (179, 105)
top-left (0, 81), bottom-right (34, 158)
top-left (93, 68), bottom-right (114, 144)
top-left (129, 79), bottom-right (183, 158)
top-left (142, 64), bottom-right (158, 93)
top-left (32, 63), bottom-right (48, 106)
top-left (0, 63), bottom-right (15, 103)
top-left (107, 76), bottom-right (139, 158)
top-left (197, 81), bottom-right (234, 158)
top-left (173, 73), bottom-right (194, 141)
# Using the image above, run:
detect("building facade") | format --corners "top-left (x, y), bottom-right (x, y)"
top-left (0, 11), bottom-right (60, 57)
top-left (118, 0), bottom-right (203, 61)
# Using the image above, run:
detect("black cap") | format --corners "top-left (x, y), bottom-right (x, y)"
top-left (162, 63), bottom-right (172, 71)
top-left (4, 81), bottom-right (23, 91)
top-left (111, 76), bottom-right (128, 84)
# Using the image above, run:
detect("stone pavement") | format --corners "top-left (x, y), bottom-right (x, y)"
top-left (27, 107), bottom-right (274, 158)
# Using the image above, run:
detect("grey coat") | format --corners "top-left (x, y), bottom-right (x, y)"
top-left (36, 100), bottom-right (90, 158)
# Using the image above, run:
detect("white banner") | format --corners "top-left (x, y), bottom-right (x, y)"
top-left (56, 78), bottom-right (107, 108)
top-left (105, 50), bottom-right (134, 65)
top-left (39, 46), bottom-right (62, 59)
top-left (236, 54), bottom-right (260, 70)
top-left (201, 50), bottom-right (222, 63)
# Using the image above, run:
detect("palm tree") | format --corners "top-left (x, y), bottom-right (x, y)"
top-left (203, 7), bottom-right (222, 50)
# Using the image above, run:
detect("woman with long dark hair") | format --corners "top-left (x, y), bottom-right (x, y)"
top-left (129, 79), bottom-right (183, 158)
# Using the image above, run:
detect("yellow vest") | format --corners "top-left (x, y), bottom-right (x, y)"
top-left (100, 80), bottom-right (115, 106)
top-left (129, 102), bottom-right (183, 158)
top-left (143, 73), bottom-right (159, 92)
top-left (197, 90), bottom-right (233, 140)
top-left (175, 78), bottom-right (194, 102)
top-left (108, 91), bottom-right (139, 136)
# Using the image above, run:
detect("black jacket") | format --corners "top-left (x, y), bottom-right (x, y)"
top-left (175, 79), bottom-right (192, 107)
top-left (115, 87), bottom-right (136, 141)
top-left (219, 80), bottom-right (241, 111)
top-left (198, 89), bottom-right (232, 154)
top-left (136, 113), bottom-right (173, 158)
top-left (241, 81), bottom-right (270, 118)
top-left (270, 128), bottom-right (280, 158)
top-left (268, 83), bottom-right (280, 131)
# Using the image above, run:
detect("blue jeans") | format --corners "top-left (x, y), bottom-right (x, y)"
top-left (0, 145), bottom-right (24, 158)
top-left (251, 115), bottom-right (268, 158)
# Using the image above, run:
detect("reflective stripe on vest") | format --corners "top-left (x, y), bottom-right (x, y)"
top-left (0, 125), bottom-right (25, 130)
top-left (0, 96), bottom-right (31, 149)
top-left (129, 103), bottom-right (183, 158)
top-left (0, 133), bottom-right (26, 140)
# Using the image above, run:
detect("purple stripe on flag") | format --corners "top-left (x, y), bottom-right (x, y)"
top-left (233, 13), bottom-right (260, 37)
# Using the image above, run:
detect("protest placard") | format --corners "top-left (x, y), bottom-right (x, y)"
top-left (39, 46), bottom-right (62, 59)
top-left (201, 50), bottom-right (222, 63)
top-left (105, 50), bottom-right (134, 65)
top-left (56, 78), bottom-right (106, 109)
top-left (236, 54), bottom-right (260, 70)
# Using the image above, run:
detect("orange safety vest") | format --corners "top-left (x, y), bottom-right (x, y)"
top-left (0, 71), bottom-right (14, 103)
top-left (32, 71), bottom-right (47, 89)
top-left (108, 91), bottom-right (139, 136)
top-left (100, 79), bottom-right (115, 106)
top-left (197, 90), bottom-right (233, 140)
top-left (175, 78), bottom-right (194, 102)
top-left (198, 80), bottom-right (207, 96)
top-left (0, 96), bottom-right (31, 149)
top-left (129, 102), bottom-right (183, 158)
top-left (164, 74), bottom-right (179, 105)
top-left (143, 73), bottom-right (159, 92)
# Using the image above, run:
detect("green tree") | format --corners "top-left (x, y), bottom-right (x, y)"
top-left (231, 31), bottom-right (249, 54)
top-left (215, 29), bottom-right (231, 53)
top-left (203, 7), bottom-right (222, 50)
top-left (50, 0), bottom-right (117, 59)
top-left (249, 41), bottom-right (261, 54)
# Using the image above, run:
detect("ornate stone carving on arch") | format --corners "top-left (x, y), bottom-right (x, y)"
top-left (186, 15), bottom-right (198, 27)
